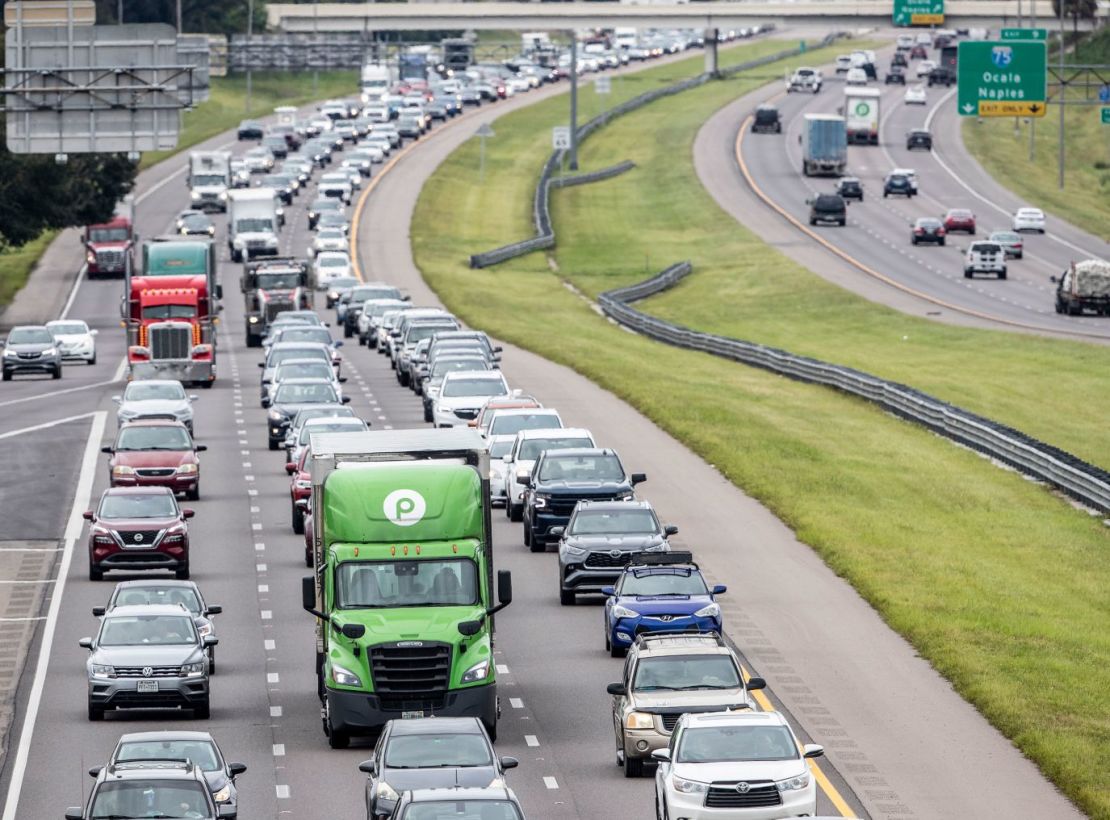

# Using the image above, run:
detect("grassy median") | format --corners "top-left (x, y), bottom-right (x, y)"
top-left (412, 40), bottom-right (1110, 820)
top-left (0, 230), bottom-right (58, 310)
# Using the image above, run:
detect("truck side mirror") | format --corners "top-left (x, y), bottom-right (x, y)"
top-left (497, 569), bottom-right (513, 606)
top-left (341, 623), bottom-right (365, 639)
top-left (216, 284), bottom-right (224, 299)
top-left (458, 619), bottom-right (482, 636)
top-left (302, 576), bottom-right (316, 612)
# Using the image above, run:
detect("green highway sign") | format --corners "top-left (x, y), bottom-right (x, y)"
top-left (893, 0), bottom-right (943, 26)
top-left (957, 40), bottom-right (1047, 117)
top-left (1102, 107), bottom-right (1110, 125)
top-left (1000, 28), bottom-right (1047, 40)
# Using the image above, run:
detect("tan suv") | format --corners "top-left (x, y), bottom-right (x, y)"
top-left (604, 632), bottom-right (766, 777)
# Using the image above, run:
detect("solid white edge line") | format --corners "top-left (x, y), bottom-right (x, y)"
top-left (1, 410), bottom-right (107, 820)
top-left (59, 265), bottom-right (87, 321)
top-left (0, 412), bottom-right (96, 441)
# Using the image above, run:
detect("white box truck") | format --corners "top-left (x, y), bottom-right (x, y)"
top-left (187, 151), bottom-right (231, 213)
top-left (227, 188), bottom-right (280, 263)
top-left (844, 87), bottom-right (881, 146)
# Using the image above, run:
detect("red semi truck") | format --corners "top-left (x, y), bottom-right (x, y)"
top-left (83, 216), bottom-right (135, 279)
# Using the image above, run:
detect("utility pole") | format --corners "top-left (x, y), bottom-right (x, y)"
top-left (1057, 0), bottom-right (1065, 189)
top-left (313, 0), bottom-right (319, 97)
top-left (569, 32), bottom-right (579, 171)
top-left (176, 0), bottom-right (182, 32)
top-left (117, 0), bottom-right (123, 23)
top-left (246, 0), bottom-right (254, 115)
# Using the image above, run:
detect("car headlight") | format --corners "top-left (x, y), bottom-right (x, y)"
top-left (111, 465), bottom-right (135, 476)
top-left (327, 290), bottom-right (338, 300)
top-left (612, 604), bottom-right (639, 619)
top-left (694, 602), bottom-right (721, 618)
top-left (2, 349), bottom-right (17, 358)
top-left (562, 543), bottom-right (588, 557)
top-left (190, 191), bottom-right (201, 200)
top-left (624, 711), bottom-right (654, 730)
top-left (233, 238), bottom-right (245, 249)
top-left (615, 490), bottom-right (635, 501)
top-left (461, 659), bottom-right (490, 683)
top-left (90, 663), bottom-right (116, 679)
top-left (268, 410), bottom-right (285, 422)
top-left (533, 493), bottom-right (551, 509)
top-left (177, 463), bottom-right (198, 475)
top-left (43, 347), bottom-right (57, 357)
top-left (218, 191), bottom-right (228, 201)
top-left (332, 664), bottom-right (361, 687)
top-left (212, 784), bottom-right (232, 803)
top-left (180, 661), bottom-right (206, 677)
top-left (197, 622), bottom-right (213, 637)
top-left (376, 781), bottom-right (399, 802)
top-left (174, 408), bottom-right (191, 418)
top-left (671, 775), bottom-right (708, 794)
top-left (776, 772), bottom-right (810, 792)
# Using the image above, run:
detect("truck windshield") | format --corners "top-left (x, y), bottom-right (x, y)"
top-left (258, 272), bottom-right (302, 289)
top-left (143, 304), bottom-right (197, 320)
top-left (236, 218), bottom-right (274, 233)
top-left (88, 227), bottom-right (129, 242)
top-left (335, 559), bottom-right (478, 608)
top-left (192, 174), bottom-right (226, 186)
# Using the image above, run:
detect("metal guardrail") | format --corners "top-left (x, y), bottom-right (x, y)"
top-left (550, 159), bottom-right (636, 189)
top-left (469, 35), bottom-right (839, 269)
top-left (599, 262), bottom-right (1110, 514)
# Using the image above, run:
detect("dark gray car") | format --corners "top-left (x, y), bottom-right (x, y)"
top-left (358, 717), bottom-right (517, 819)
top-left (556, 500), bottom-right (676, 604)
top-left (2, 324), bottom-right (62, 380)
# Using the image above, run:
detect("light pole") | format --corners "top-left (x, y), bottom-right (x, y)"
top-left (176, 0), bottom-right (182, 32)
top-left (1057, 0), bottom-right (1065, 189)
top-left (246, 0), bottom-right (254, 114)
top-left (117, 0), bottom-right (123, 23)
top-left (313, 0), bottom-right (319, 97)
top-left (569, 32), bottom-right (579, 171)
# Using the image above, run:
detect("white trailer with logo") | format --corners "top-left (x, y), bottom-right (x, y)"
top-left (844, 87), bottom-right (881, 145)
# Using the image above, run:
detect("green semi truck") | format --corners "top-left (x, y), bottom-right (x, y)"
top-left (301, 428), bottom-right (512, 748)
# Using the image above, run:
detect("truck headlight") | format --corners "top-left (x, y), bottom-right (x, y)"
top-left (775, 772), bottom-right (810, 792)
top-left (90, 664), bottom-right (116, 679)
top-left (694, 602), bottom-right (720, 619)
top-left (190, 191), bottom-right (201, 200)
top-left (624, 711), bottom-right (654, 730)
top-left (218, 191), bottom-right (228, 201)
top-left (332, 664), bottom-right (361, 687)
top-left (461, 660), bottom-right (489, 683)
top-left (197, 622), bottom-right (213, 637)
top-left (268, 410), bottom-right (285, 422)
top-left (533, 493), bottom-right (551, 509)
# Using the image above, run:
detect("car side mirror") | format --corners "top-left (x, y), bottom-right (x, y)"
top-left (711, 584), bottom-right (727, 595)
top-left (664, 525), bottom-right (679, 536)
top-left (746, 676), bottom-right (767, 691)
top-left (606, 682), bottom-right (627, 696)
top-left (500, 756), bottom-right (519, 770)
top-left (285, 462), bottom-right (297, 474)
top-left (1049, 275), bottom-right (1057, 283)
top-left (339, 376), bottom-right (348, 383)
top-left (651, 749), bottom-right (671, 762)
top-left (295, 498), bottom-right (309, 511)
top-left (91, 606), bottom-right (105, 617)
top-left (206, 605), bottom-right (222, 615)
top-left (100, 446), bottom-right (113, 454)
top-left (458, 619), bottom-right (482, 636)
top-left (341, 396), bottom-right (351, 404)
top-left (79, 637), bottom-right (93, 649)
top-left (88, 766), bottom-right (103, 777)
top-left (195, 444), bottom-right (207, 452)
top-left (600, 585), bottom-right (615, 596)
top-left (549, 526), bottom-right (565, 538)
top-left (189, 394), bottom-right (199, 401)
top-left (203, 636), bottom-right (218, 647)
top-left (65, 808), bottom-right (83, 820)
top-left (261, 397), bottom-right (271, 408)
top-left (258, 362), bottom-right (265, 368)
top-left (82, 510), bottom-right (95, 521)
top-left (341, 623), bottom-right (365, 639)
top-left (493, 346), bottom-right (503, 353)
top-left (181, 508), bottom-right (195, 519)
top-left (358, 757), bottom-right (377, 775)
top-left (630, 472), bottom-right (646, 485)
top-left (501, 454), bottom-right (512, 462)
top-left (111, 395), bottom-right (122, 403)
top-left (334, 340), bottom-right (344, 348)
top-left (515, 474), bottom-right (530, 485)
top-left (803, 744), bottom-right (825, 759)
top-left (228, 762), bottom-right (247, 777)
top-left (805, 198), bottom-right (814, 206)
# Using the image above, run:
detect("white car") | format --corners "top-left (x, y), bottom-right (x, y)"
top-left (834, 55), bottom-right (852, 74)
top-left (309, 228), bottom-right (349, 258)
top-left (337, 160), bottom-right (364, 189)
top-left (363, 104), bottom-right (390, 123)
top-left (486, 434), bottom-right (516, 506)
top-left (313, 251), bottom-right (353, 289)
top-left (502, 427), bottom-right (597, 520)
top-left (113, 379), bottom-right (196, 433)
top-left (916, 59), bottom-right (937, 78)
top-left (265, 357), bottom-right (348, 407)
top-left (432, 370), bottom-right (511, 429)
top-left (364, 135), bottom-right (392, 158)
top-left (653, 711), bottom-right (824, 820)
top-left (916, 32), bottom-right (933, 46)
top-left (45, 319), bottom-right (97, 365)
top-left (1012, 207), bottom-right (1046, 233)
top-left (242, 147), bottom-right (274, 173)
top-left (896, 34), bottom-right (914, 50)
top-left (845, 67), bottom-right (868, 86)
top-left (904, 84), bottom-right (927, 105)
top-left (318, 172), bottom-right (353, 204)
top-left (485, 407), bottom-right (564, 440)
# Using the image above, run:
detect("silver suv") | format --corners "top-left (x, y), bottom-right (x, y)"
top-left (604, 632), bottom-right (765, 777)
top-left (80, 603), bottom-right (216, 721)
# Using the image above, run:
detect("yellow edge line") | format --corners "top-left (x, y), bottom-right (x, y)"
top-left (733, 112), bottom-right (1110, 342)
top-left (741, 665), bottom-right (855, 817)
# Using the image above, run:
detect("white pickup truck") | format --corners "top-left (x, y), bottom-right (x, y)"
top-left (964, 241), bottom-right (1007, 280)
top-left (787, 66), bottom-right (823, 93)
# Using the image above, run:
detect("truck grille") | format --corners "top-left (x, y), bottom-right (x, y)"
top-left (150, 325), bottom-right (192, 360)
top-left (704, 782), bottom-right (781, 809)
top-left (370, 643), bottom-right (450, 709)
top-left (264, 300), bottom-right (294, 322)
top-left (114, 665), bottom-right (181, 678)
top-left (584, 551), bottom-right (633, 569)
top-left (96, 249), bottom-right (125, 270)
top-left (660, 713), bottom-right (680, 731)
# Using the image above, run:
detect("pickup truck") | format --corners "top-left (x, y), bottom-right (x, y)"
top-left (787, 67), bottom-right (823, 93)
top-left (964, 242), bottom-right (1007, 280)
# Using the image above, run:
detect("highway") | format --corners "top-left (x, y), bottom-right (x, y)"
top-left (0, 34), bottom-right (1086, 820)
top-left (699, 46), bottom-right (1110, 342)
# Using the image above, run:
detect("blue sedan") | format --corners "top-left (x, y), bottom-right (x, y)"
top-left (602, 554), bottom-right (725, 657)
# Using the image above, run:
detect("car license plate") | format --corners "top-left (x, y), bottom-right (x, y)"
top-left (137, 680), bottom-right (158, 693)
top-left (401, 710), bottom-right (425, 719)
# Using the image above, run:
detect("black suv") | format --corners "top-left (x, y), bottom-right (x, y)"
top-left (884, 66), bottom-right (906, 84)
top-left (750, 104), bottom-right (782, 134)
top-left (883, 173), bottom-right (915, 198)
top-left (555, 500), bottom-right (676, 605)
top-left (520, 448), bottom-right (645, 553)
top-left (906, 129), bottom-right (933, 151)
top-left (835, 177), bottom-right (864, 202)
top-left (67, 760), bottom-right (232, 819)
top-left (807, 193), bottom-right (846, 227)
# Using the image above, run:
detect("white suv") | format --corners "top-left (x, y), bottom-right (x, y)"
top-left (432, 370), bottom-right (511, 429)
top-left (653, 710), bottom-right (823, 820)
top-left (964, 241), bottom-right (1007, 280)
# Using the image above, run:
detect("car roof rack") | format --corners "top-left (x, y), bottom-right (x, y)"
top-left (628, 551), bottom-right (696, 567)
top-left (633, 630), bottom-right (726, 649)
top-left (109, 758), bottom-right (194, 773)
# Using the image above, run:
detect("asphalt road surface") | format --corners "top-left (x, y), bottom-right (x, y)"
top-left (0, 35), bottom-right (1085, 820)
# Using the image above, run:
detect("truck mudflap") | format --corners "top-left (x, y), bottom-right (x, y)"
top-left (324, 681), bottom-right (498, 737)
top-left (131, 360), bottom-right (215, 386)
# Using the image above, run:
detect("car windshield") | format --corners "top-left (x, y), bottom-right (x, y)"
top-left (291, 407), bottom-right (355, 430)
top-left (404, 802), bottom-right (522, 820)
top-left (488, 439), bottom-right (514, 458)
top-left (406, 324), bottom-right (457, 345)
top-left (89, 780), bottom-right (211, 818)
top-left (621, 570), bottom-right (708, 597)
top-left (274, 383), bottom-right (337, 404)
top-left (181, 214), bottom-right (211, 230)
top-left (99, 493), bottom-right (178, 519)
top-left (269, 348), bottom-right (328, 367)
top-left (7, 328), bottom-right (53, 344)
top-left (275, 362), bottom-right (333, 382)
top-left (570, 509), bottom-right (657, 535)
top-left (538, 454), bottom-right (623, 482)
top-left (124, 383), bottom-right (186, 402)
top-left (99, 614), bottom-right (196, 646)
top-left (142, 304), bottom-right (197, 320)
top-left (633, 656), bottom-right (742, 691)
top-left (112, 585), bottom-right (201, 614)
top-left (115, 426), bottom-right (192, 451)
top-left (432, 359), bottom-right (487, 379)
top-left (916, 219), bottom-right (942, 228)
top-left (278, 328), bottom-right (332, 344)
top-left (258, 272), bottom-right (302, 289)
top-left (318, 256), bottom-right (348, 268)
top-left (991, 232), bottom-right (1019, 241)
top-left (518, 437), bottom-right (593, 461)
top-left (312, 200), bottom-right (340, 213)
top-left (88, 227), bottom-right (130, 242)
top-left (318, 230), bottom-right (346, 241)
top-left (48, 322), bottom-right (88, 335)
top-left (384, 733), bottom-right (494, 768)
top-left (675, 725), bottom-right (798, 763)
top-left (116, 739), bottom-right (219, 772)
top-left (441, 377), bottom-right (507, 398)
top-left (488, 413), bottom-right (561, 437)
top-left (335, 559), bottom-right (478, 608)
top-left (299, 420), bottom-right (364, 444)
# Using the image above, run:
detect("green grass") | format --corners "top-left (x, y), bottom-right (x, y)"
top-left (141, 70), bottom-right (357, 169)
top-left (411, 40), bottom-right (1110, 820)
top-left (0, 230), bottom-right (58, 308)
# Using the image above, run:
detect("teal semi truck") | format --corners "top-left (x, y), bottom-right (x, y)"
top-left (301, 429), bottom-right (512, 748)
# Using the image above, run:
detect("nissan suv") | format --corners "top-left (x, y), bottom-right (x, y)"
top-left (554, 500), bottom-right (676, 605)
top-left (67, 759), bottom-right (232, 819)
top-left (519, 448), bottom-right (645, 552)
top-left (605, 632), bottom-right (766, 777)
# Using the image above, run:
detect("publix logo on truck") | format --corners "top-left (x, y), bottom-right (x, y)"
top-left (383, 489), bottom-right (426, 526)
top-left (854, 101), bottom-right (872, 117)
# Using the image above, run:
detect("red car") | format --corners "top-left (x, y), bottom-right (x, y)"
top-left (910, 44), bottom-right (928, 60)
top-left (83, 487), bottom-right (194, 581)
top-left (286, 446), bottom-right (312, 537)
top-left (943, 208), bottom-right (976, 234)
top-left (103, 419), bottom-right (206, 500)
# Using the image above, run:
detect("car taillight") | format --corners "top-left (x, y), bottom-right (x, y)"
top-left (914, 228), bottom-right (924, 235)
top-left (937, 227), bottom-right (945, 235)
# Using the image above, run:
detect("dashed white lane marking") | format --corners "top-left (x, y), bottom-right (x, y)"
top-left (264, 639), bottom-right (276, 651)
top-left (267, 672), bottom-right (280, 684)
top-left (261, 610), bottom-right (272, 620)
top-left (258, 584), bottom-right (269, 593)
top-left (496, 664), bottom-right (509, 674)
top-left (255, 542), bottom-right (265, 551)
top-left (525, 735), bottom-right (539, 747)
top-left (248, 489), bottom-right (258, 497)
top-left (242, 462), bottom-right (252, 469)
top-left (245, 475), bottom-right (255, 482)
top-left (509, 698), bottom-right (524, 709)
top-left (272, 744), bottom-right (285, 757)
top-left (257, 563), bottom-right (267, 572)
top-left (270, 706), bottom-right (283, 717)
top-left (543, 777), bottom-right (559, 790)
top-left (275, 785), bottom-right (290, 799)
top-left (252, 523), bottom-right (263, 531)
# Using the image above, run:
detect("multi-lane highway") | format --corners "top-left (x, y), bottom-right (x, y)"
top-left (0, 31), bottom-right (1089, 820)
top-left (698, 45), bottom-right (1110, 342)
